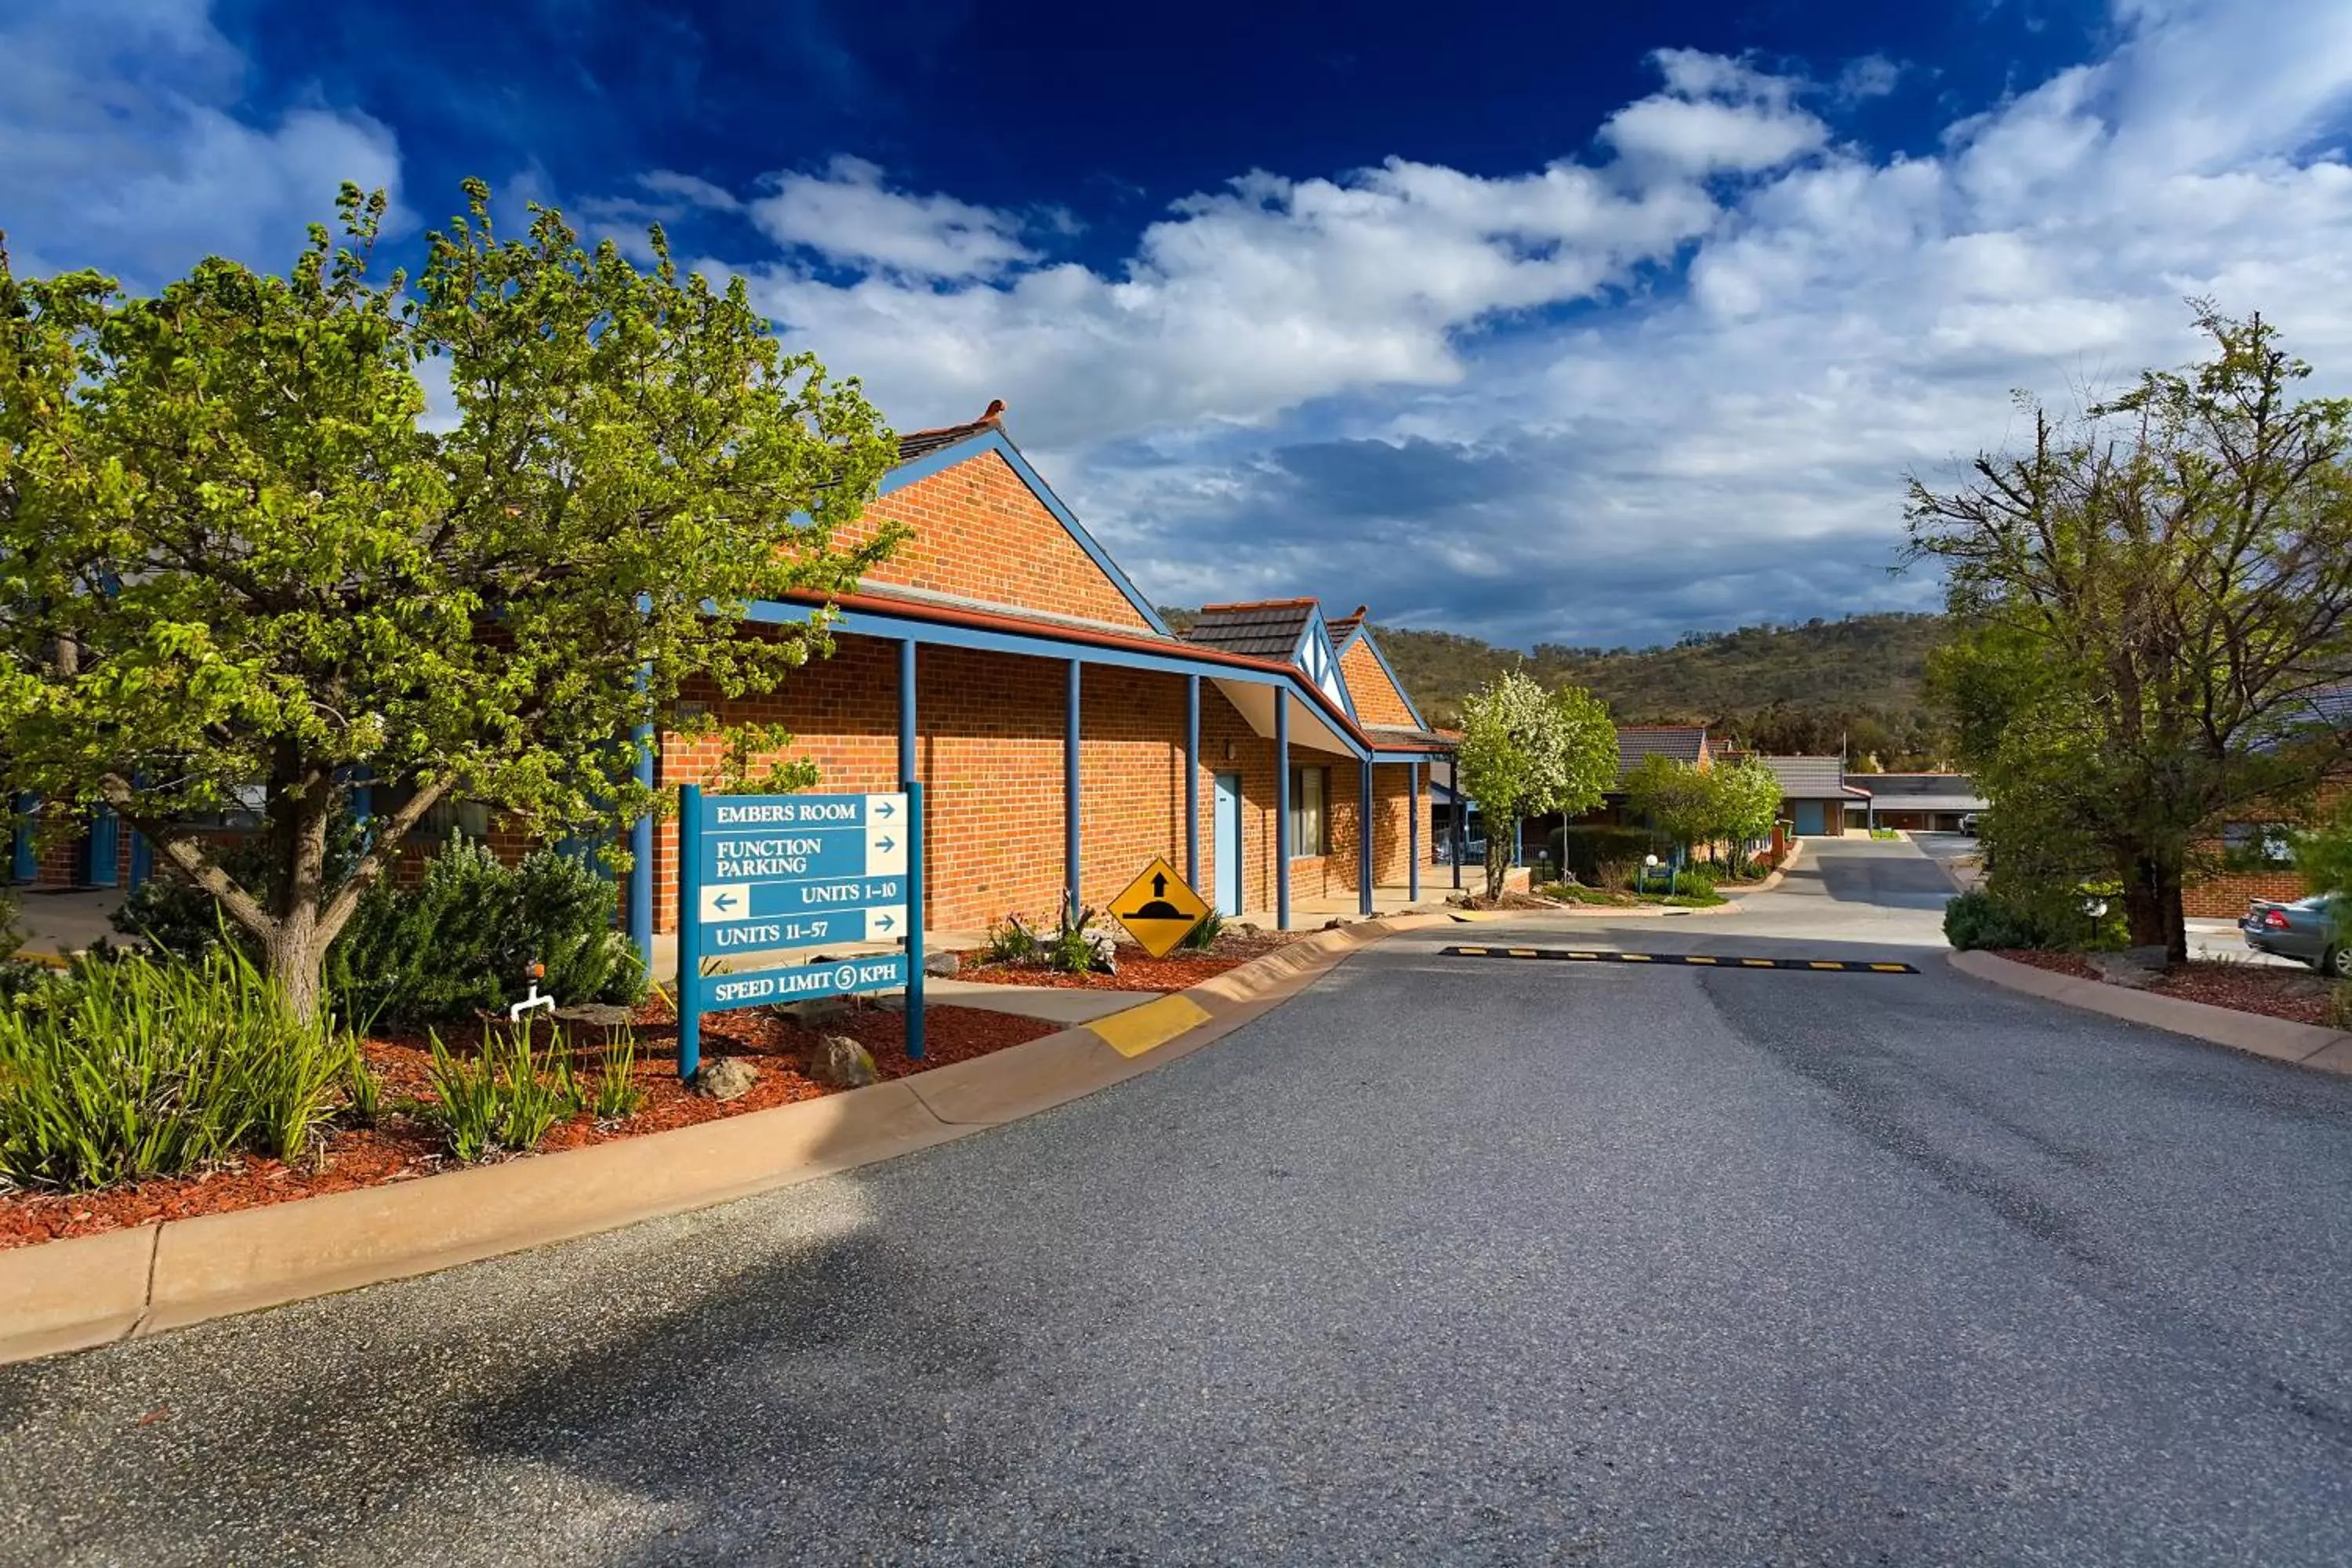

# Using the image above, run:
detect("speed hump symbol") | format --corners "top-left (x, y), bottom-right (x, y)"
top-left (1109, 856), bottom-right (1211, 959)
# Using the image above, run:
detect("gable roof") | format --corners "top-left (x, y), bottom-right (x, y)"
top-left (875, 405), bottom-right (1171, 637)
top-left (1614, 724), bottom-right (1708, 781)
top-left (1330, 609), bottom-right (1429, 730)
top-left (1181, 600), bottom-right (1321, 659)
top-left (1760, 755), bottom-right (1846, 798)
top-left (894, 401), bottom-right (1007, 463)
top-left (1859, 773), bottom-right (1988, 812)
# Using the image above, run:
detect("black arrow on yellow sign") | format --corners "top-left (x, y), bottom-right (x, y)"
top-left (1110, 856), bottom-right (1211, 959)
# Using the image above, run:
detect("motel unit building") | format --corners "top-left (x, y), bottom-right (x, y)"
top-left (621, 408), bottom-right (1465, 960)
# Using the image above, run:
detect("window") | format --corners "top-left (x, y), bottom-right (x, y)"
top-left (372, 779), bottom-right (492, 840)
top-left (2221, 822), bottom-right (2297, 871)
top-left (1289, 766), bottom-right (1328, 858)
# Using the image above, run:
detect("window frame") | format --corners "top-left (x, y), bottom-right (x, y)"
top-left (1288, 764), bottom-right (1330, 858)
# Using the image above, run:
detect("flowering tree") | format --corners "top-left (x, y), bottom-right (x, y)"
top-left (1457, 670), bottom-right (1615, 899)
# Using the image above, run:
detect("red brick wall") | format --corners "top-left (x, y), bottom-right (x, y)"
top-left (652, 634), bottom-right (1414, 935)
top-left (2185, 870), bottom-right (2305, 919)
top-left (848, 452), bottom-right (1153, 631)
top-left (1339, 638), bottom-right (1418, 728)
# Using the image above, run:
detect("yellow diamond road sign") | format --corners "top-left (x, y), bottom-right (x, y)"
top-left (1109, 856), bottom-right (1211, 959)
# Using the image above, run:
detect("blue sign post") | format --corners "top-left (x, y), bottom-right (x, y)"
top-left (676, 783), bottom-right (925, 1079)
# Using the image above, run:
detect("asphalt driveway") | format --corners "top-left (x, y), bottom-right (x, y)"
top-left (3, 837), bottom-right (2350, 1564)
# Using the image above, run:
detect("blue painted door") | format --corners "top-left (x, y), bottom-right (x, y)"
top-left (9, 795), bottom-right (34, 884)
top-left (1214, 772), bottom-right (1243, 916)
top-left (84, 806), bottom-right (121, 887)
top-left (1791, 800), bottom-right (1826, 836)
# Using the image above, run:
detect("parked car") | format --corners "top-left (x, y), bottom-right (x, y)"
top-left (2241, 895), bottom-right (2350, 976)
top-left (1958, 813), bottom-right (1981, 836)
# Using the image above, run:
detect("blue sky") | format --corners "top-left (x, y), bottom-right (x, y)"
top-left (7, 0), bottom-right (2352, 648)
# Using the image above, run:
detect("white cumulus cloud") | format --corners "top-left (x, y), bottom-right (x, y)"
top-left (666, 2), bottom-right (2352, 646)
top-left (746, 155), bottom-right (1037, 280)
top-left (0, 0), bottom-right (402, 284)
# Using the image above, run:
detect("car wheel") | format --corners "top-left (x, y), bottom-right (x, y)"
top-left (2331, 946), bottom-right (2352, 980)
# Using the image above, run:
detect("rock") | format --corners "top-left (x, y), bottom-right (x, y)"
top-left (2088, 949), bottom-right (2169, 989)
top-left (1233, 922), bottom-right (1261, 937)
top-left (773, 995), bottom-right (854, 1027)
top-left (923, 951), bottom-right (960, 977)
top-left (806, 1033), bottom-right (879, 1089)
top-left (870, 993), bottom-right (907, 1014)
top-left (1084, 929), bottom-right (1118, 974)
top-left (1323, 916), bottom-right (1353, 931)
top-left (691, 1058), bottom-right (758, 1101)
top-left (553, 1003), bottom-right (634, 1029)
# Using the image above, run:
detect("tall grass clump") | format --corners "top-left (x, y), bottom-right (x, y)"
top-left (0, 949), bottom-right (349, 1192)
top-left (423, 1021), bottom-right (590, 1162)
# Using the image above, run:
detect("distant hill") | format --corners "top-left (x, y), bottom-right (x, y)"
top-left (1154, 606), bottom-right (1954, 768)
top-left (1376, 612), bottom-right (1953, 768)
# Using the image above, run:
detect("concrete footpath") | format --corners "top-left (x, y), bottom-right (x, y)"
top-left (0, 914), bottom-right (1442, 1366)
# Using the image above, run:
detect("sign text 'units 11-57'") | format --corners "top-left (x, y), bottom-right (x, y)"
top-left (675, 784), bottom-right (927, 1080)
top-left (694, 791), bottom-right (908, 950)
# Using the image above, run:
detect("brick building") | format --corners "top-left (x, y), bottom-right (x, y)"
top-left (625, 408), bottom-right (1459, 952)
top-left (7, 408), bottom-right (1455, 951)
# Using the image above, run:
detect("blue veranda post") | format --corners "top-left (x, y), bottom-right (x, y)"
top-left (677, 784), bottom-right (705, 1080)
top-left (905, 780), bottom-right (926, 1061)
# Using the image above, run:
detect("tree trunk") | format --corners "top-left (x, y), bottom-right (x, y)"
top-left (260, 906), bottom-right (327, 1025)
top-left (1483, 817), bottom-right (1514, 901)
top-left (2122, 855), bottom-right (2190, 965)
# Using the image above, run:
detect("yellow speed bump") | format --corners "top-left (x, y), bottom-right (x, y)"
top-left (1089, 994), bottom-right (1215, 1058)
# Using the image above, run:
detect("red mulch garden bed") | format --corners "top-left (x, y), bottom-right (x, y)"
top-left (1994, 949), bottom-right (2339, 1026)
top-left (2149, 962), bottom-right (2337, 1027)
top-left (0, 998), bottom-right (1058, 1251)
top-left (1995, 949), bottom-right (2099, 980)
top-left (953, 931), bottom-right (1302, 993)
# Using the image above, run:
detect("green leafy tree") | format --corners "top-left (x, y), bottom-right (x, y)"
top-left (1621, 755), bottom-right (1718, 862)
top-left (0, 183), bottom-right (901, 1018)
top-left (1457, 670), bottom-right (1614, 899)
top-left (1711, 754), bottom-right (1784, 871)
top-left (1907, 308), bottom-right (2352, 960)
top-left (2299, 796), bottom-right (2352, 909)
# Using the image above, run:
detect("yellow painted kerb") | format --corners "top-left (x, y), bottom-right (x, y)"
top-left (1089, 994), bottom-right (1216, 1058)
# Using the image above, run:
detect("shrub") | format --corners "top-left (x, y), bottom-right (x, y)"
top-left (1555, 825), bottom-right (1669, 885)
top-left (0, 949), bottom-right (349, 1191)
top-left (1944, 890), bottom-right (2041, 949)
top-left (111, 835), bottom-right (273, 961)
top-left (1178, 909), bottom-right (1227, 951)
top-left (982, 913), bottom-right (1042, 965)
top-left (119, 829), bottom-right (643, 1029)
top-left (592, 1029), bottom-right (646, 1120)
top-left (422, 1021), bottom-right (589, 1162)
top-left (1940, 886), bottom-right (2125, 952)
top-left (1043, 898), bottom-right (1112, 974)
top-left (325, 836), bottom-right (646, 1029)
top-left (2329, 983), bottom-right (2352, 1033)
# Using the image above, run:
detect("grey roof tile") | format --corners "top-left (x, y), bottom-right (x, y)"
top-left (1181, 600), bottom-right (1319, 660)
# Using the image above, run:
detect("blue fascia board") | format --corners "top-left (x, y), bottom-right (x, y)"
top-left (877, 428), bottom-right (1174, 638)
top-left (1292, 609), bottom-right (1361, 724)
top-left (1336, 622), bottom-right (1432, 731)
top-left (1370, 749), bottom-right (1451, 764)
top-left (738, 597), bottom-right (1373, 758)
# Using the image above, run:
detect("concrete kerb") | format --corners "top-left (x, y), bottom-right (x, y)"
top-left (0, 915), bottom-right (1423, 1366)
top-left (1949, 949), bottom-right (2352, 1073)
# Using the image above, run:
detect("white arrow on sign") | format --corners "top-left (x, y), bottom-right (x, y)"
top-left (699, 883), bottom-right (751, 923)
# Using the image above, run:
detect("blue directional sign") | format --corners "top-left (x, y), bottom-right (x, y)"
top-left (676, 784), bottom-right (927, 1080)
top-left (695, 953), bottom-right (909, 1011)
